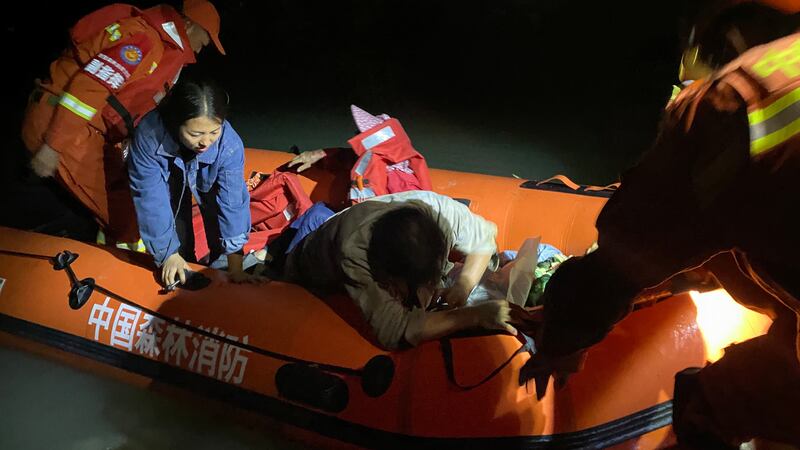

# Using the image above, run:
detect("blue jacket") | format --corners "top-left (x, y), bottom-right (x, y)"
top-left (128, 111), bottom-right (250, 266)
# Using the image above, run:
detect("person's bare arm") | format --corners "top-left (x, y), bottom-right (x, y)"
top-left (404, 300), bottom-right (517, 346)
top-left (444, 252), bottom-right (494, 307)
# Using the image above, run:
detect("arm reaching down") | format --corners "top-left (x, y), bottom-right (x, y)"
top-left (444, 252), bottom-right (494, 307)
top-left (405, 300), bottom-right (517, 346)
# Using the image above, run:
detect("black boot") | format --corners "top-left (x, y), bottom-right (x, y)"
top-left (672, 367), bottom-right (739, 450)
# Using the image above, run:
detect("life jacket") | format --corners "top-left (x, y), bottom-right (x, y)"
top-left (70, 4), bottom-right (196, 142)
top-left (193, 171), bottom-right (314, 261)
top-left (346, 118), bottom-right (433, 203)
top-left (70, 4), bottom-right (142, 43)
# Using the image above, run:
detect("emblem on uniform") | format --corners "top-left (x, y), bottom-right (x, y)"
top-left (120, 45), bottom-right (143, 65)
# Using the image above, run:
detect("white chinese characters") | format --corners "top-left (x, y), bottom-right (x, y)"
top-left (83, 57), bottom-right (126, 90)
top-left (87, 299), bottom-right (250, 385)
top-left (110, 304), bottom-right (141, 350)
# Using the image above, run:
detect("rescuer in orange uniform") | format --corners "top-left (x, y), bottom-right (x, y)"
top-left (21, 0), bottom-right (225, 243)
top-left (524, 1), bottom-right (800, 448)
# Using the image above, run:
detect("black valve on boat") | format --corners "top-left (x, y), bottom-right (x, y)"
top-left (276, 363), bottom-right (350, 413)
top-left (52, 250), bottom-right (95, 311)
top-left (275, 354), bottom-right (395, 412)
top-left (360, 355), bottom-right (394, 398)
top-left (68, 278), bottom-right (96, 311)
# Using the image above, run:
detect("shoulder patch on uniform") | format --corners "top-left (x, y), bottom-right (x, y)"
top-left (119, 45), bottom-right (143, 65)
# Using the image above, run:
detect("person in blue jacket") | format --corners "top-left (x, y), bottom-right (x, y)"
top-left (128, 78), bottom-right (263, 287)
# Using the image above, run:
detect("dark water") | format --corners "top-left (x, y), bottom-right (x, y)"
top-left (0, 346), bottom-right (308, 450)
top-left (209, 0), bottom-right (682, 185)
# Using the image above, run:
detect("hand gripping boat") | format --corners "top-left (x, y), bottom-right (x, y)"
top-left (0, 149), bottom-right (771, 449)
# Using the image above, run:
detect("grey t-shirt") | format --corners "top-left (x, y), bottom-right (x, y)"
top-left (285, 191), bottom-right (498, 349)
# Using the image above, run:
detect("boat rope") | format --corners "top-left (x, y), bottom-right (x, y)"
top-left (440, 332), bottom-right (536, 390)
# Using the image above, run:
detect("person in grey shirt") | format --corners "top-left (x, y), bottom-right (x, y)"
top-left (284, 190), bottom-right (516, 349)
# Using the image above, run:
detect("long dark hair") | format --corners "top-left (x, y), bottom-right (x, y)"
top-left (158, 77), bottom-right (230, 139)
top-left (368, 206), bottom-right (448, 309)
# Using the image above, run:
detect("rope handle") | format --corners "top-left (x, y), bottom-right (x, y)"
top-left (535, 174), bottom-right (580, 191)
top-left (536, 175), bottom-right (620, 193)
top-left (584, 182), bottom-right (620, 192)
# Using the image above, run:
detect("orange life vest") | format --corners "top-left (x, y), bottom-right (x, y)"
top-left (346, 118), bottom-right (433, 203)
top-left (69, 3), bottom-right (195, 141)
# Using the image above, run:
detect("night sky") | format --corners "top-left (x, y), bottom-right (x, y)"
top-left (2, 0), bottom-right (686, 229)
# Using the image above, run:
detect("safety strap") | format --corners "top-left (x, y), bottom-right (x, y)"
top-left (440, 332), bottom-right (536, 391)
top-left (106, 94), bottom-right (136, 137)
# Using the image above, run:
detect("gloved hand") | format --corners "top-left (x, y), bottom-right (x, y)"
top-left (31, 143), bottom-right (60, 178)
top-left (162, 252), bottom-right (190, 286)
top-left (518, 326), bottom-right (588, 399)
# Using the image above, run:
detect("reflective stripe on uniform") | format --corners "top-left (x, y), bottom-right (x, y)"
top-left (361, 125), bottom-right (395, 150)
top-left (748, 85), bottom-right (800, 156)
top-left (116, 239), bottom-right (146, 253)
top-left (669, 85), bottom-right (682, 104)
top-left (58, 92), bottom-right (97, 121)
top-left (99, 230), bottom-right (146, 253)
top-left (354, 150), bottom-right (373, 176)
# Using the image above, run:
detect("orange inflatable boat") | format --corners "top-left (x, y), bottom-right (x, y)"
top-left (0, 149), bottom-right (772, 449)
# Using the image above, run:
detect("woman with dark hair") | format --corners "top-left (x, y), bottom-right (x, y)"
top-left (128, 78), bottom-right (262, 287)
top-left (283, 190), bottom-right (516, 350)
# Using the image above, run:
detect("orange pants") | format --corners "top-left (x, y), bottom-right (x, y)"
top-left (21, 89), bottom-right (139, 242)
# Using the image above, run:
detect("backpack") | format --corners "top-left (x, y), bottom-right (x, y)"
top-left (193, 170), bottom-right (313, 261)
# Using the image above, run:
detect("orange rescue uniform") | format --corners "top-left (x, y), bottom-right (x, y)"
top-left (539, 33), bottom-right (800, 446)
top-left (22, 4), bottom-right (196, 242)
